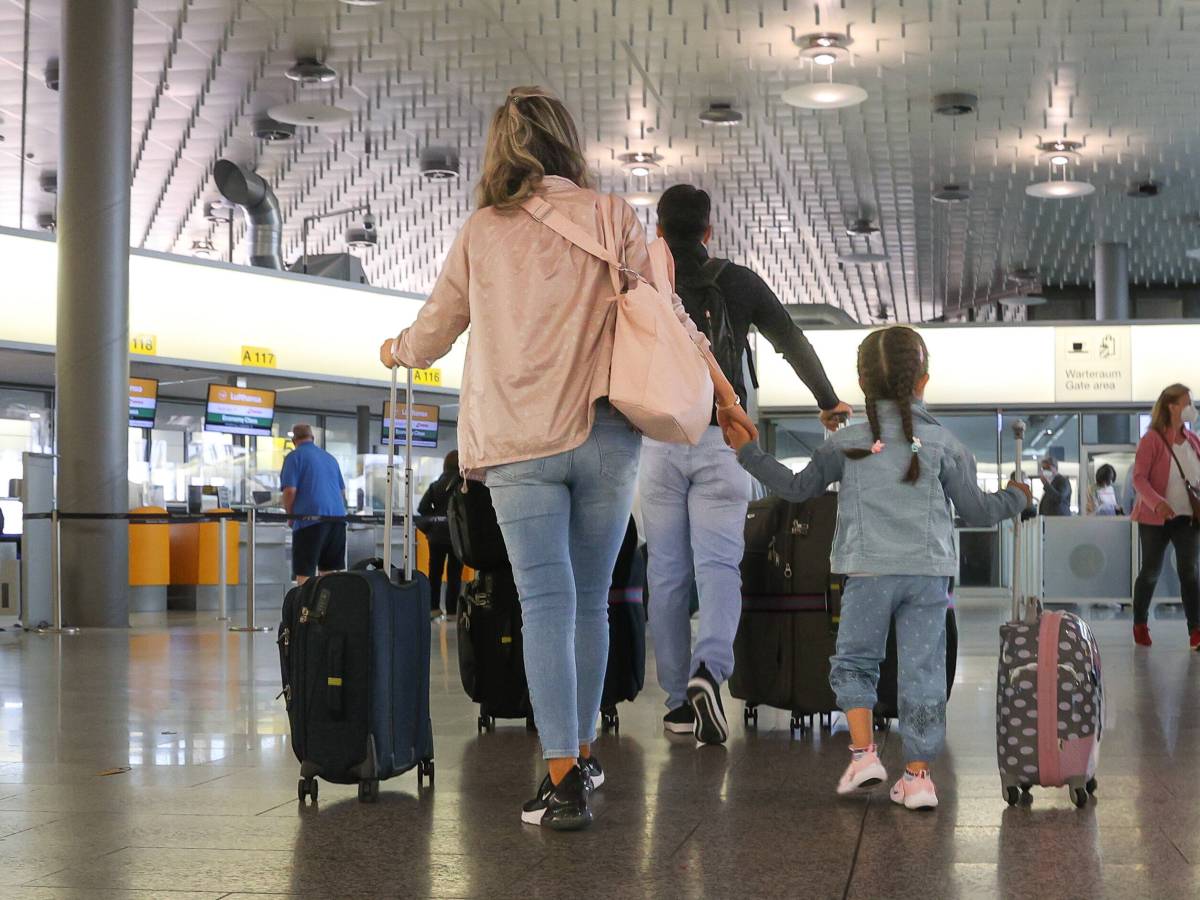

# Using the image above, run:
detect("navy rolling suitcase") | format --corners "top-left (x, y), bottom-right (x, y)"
top-left (279, 366), bottom-right (434, 803)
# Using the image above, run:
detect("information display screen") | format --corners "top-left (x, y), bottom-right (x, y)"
top-left (204, 385), bottom-right (276, 437)
top-left (381, 401), bottom-right (440, 448)
top-left (129, 377), bottom-right (159, 429)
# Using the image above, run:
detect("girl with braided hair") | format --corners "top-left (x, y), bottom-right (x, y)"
top-left (725, 325), bottom-right (1032, 811)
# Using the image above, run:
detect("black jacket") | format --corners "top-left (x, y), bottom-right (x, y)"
top-left (667, 241), bottom-right (840, 411)
top-left (1039, 473), bottom-right (1073, 516)
top-left (418, 472), bottom-right (455, 545)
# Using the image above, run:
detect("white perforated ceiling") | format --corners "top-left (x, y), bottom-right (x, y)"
top-left (1, 0), bottom-right (1198, 323)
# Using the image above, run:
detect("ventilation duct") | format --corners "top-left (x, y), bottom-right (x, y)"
top-left (787, 303), bottom-right (859, 327)
top-left (213, 159), bottom-right (283, 270)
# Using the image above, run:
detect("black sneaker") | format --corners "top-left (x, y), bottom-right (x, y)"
top-left (579, 755), bottom-right (604, 791)
top-left (686, 663), bottom-right (729, 745)
top-left (663, 705), bottom-right (696, 735)
top-left (520, 767), bottom-right (592, 831)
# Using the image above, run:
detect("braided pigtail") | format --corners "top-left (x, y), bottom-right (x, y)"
top-left (880, 327), bottom-right (930, 484)
top-left (844, 332), bottom-right (886, 461)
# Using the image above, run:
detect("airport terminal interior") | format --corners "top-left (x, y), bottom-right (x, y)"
top-left (2, 0), bottom-right (1200, 897)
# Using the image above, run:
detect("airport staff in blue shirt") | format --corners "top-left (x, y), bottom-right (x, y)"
top-left (280, 423), bottom-right (347, 584)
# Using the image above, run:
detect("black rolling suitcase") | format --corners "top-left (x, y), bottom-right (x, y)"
top-left (278, 366), bottom-right (434, 803)
top-left (457, 566), bottom-right (535, 732)
top-left (731, 493), bottom-right (843, 736)
top-left (873, 591), bottom-right (958, 726)
top-left (600, 518), bottom-right (647, 734)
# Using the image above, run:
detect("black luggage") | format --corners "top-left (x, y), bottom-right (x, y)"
top-left (874, 599), bottom-right (958, 725)
top-left (456, 567), bottom-right (535, 732)
top-left (278, 367), bottom-right (434, 803)
top-left (600, 518), bottom-right (647, 734)
top-left (447, 476), bottom-right (509, 571)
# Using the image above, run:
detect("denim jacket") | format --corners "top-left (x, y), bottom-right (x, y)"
top-left (737, 400), bottom-right (1026, 577)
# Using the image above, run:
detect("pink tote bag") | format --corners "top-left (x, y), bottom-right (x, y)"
top-left (521, 197), bottom-right (712, 444)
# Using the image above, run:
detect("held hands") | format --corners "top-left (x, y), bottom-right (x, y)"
top-left (717, 401), bottom-right (758, 451)
top-left (379, 337), bottom-right (400, 369)
top-left (819, 402), bottom-right (853, 432)
top-left (1008, 480), bottom-right (1034, 508)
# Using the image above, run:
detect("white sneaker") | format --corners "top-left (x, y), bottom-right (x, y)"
top-left (836, 745), bottom-right (888, 795)
top-left (889, 770), bottom-right (938, 810)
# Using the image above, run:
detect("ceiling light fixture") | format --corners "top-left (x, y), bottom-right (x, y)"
top-left (419, 146), bottom-right (461, 181)
top-left (286, 57), bottom-right (337, 85)
top-left (999, 294), bottom-right (1049, 307)
top-left (624, 191), bottom-right (660, 208)
top-left (794, 32), bottom-right (852, 65)
top-left (1027, 144), bottom-right (1094, 199)
top-left (698, 101), bottom-right (743, 126)
top-left (267, 102), bottom-right (353, 128)
top-left (783, 35), bottom-right (866, 110)
top-left (1037, 140), bottom-right (1082, 167)
top-left (932, 184), bottom-right (971, 203)
top-left (932, 92), bottom-right (978, 117)
top-left (345, 213), bottom-right (377, 250)
top-left (619, 151), bottom-right (662, 177)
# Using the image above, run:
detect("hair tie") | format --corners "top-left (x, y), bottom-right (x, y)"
top-left (910, 437), bottom-right (922, 454)
top-left (870, 440), bottom-right (885, 454)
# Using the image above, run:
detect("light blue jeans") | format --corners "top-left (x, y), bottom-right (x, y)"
top-left (830, 575), bottom-right (950, 763)
top-left (640, 427), bottom-right (751, 711)
top-left (486, 401), bottom-right (640, 760)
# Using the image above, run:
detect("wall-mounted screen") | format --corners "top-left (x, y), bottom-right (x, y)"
top-left (204, 385), bottom-right (276, 437)
top-left (381, 401), bottom-right (439, 448)
top-left (129, 377), bottom-right (159, 429)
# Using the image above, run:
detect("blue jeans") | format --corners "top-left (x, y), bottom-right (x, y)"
top-left (830, 575), bottom-right (950, 764)
top-left (640, 427), bottom-right (751, 711)
top-left (486, 402), bottom-right (639, 760)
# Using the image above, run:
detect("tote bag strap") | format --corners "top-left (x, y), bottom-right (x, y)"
top-left (522, 196), bottom-right (636, 296)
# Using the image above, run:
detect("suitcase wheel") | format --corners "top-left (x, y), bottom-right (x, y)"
top-left (743, 706), bottom-right (758, 729)
top-left (600, 708), bottom-right (619, 735)
top-left (358, 779), bottom-right (380, 803)
top-left (477, 715), bottom-right (495, 734)
top-left (1004, 785), bottom-right (1020, 807)
top-left (418, 758), bottom-right (435, 786)
top-left (298, 777), bottom-right (318, 804)
top-left (789, 715), bottom-right (807, 737)
top-left (1086, 777), bottom-right (1098, 796)
top-left (1070, 786), bottom-right (1089, 808)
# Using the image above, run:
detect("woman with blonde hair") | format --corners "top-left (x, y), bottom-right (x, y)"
top-left (1130, 383), bottom-right (1200, 649)
top-left (379, 86), bottom-right (755, 830)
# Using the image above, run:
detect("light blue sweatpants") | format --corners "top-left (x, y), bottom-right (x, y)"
top-left (829, 575), bottom-right (950, 764)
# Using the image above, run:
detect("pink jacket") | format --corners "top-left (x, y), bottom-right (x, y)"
top-left (1130, 427), bottom-right (1200, 525)
top-left (393, 176), bottom-right (706, 471)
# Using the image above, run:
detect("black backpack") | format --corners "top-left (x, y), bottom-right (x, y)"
top-left (446, 476), bottom-right (509, 570)
top-left (675, 258), bottom-right (743, 391)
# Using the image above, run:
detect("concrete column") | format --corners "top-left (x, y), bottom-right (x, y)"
top-left (1094, 242), bottom-right (1131, 321)
top-left (55, 0), bottom-right (133, 627)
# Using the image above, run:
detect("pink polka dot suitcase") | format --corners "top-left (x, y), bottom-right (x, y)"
top-left (998, 422), bottom-right (1103, 807)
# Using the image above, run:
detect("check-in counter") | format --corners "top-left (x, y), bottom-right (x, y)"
top-left (167, 511), bottom-right (241, 611)
top-left (129, 506), bottom-right (170, 612)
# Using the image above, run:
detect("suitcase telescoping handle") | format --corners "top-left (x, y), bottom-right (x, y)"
top-left (383, 364), bottom-right (415, 582)
top-left (1010, 420), bottom-right (1026, 623)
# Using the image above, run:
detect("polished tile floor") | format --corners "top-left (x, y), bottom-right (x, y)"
top-left (0, 602), bottom-right (1197, 899)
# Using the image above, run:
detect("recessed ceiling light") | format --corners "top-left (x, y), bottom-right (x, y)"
top-left (1185, 248), bottom-right (1200, 261)
top-left (845, 218), bottom-right (879, 237)
top-left (1026, 180), bottom-right (1095, 199)
top-left (420, 146), bottom-right (461, 180)
top-left (932, 184), bottom-right (971, 203)
top-left (932, 92), bottom-right (978, 117)
top-left (190, 238), bottom-right (218, 259)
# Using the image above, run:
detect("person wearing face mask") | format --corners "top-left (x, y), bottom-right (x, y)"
top-left (1130, 383), bottom-right (1200, 649)
top-left (1037, 455), bottom-right (1073, 516)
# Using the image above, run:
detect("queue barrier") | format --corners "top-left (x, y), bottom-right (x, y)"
top-left (22, 509), bottom-right (419, 634)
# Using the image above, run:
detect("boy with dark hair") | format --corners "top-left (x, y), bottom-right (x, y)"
top-left (642, 183), bottom-right (851, 745)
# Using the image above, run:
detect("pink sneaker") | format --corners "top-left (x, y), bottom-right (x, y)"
top-left (889, 770), bottom-right (938, 810)
top-left (836, 745), bottom-right (888, 795)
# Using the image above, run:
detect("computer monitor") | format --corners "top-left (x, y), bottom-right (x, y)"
top-left (204, 385), bottom-right (276, 437)
top-left (129, 377), bottom-right (159, 429)
top-left (381, 401), bottom-right (439, 449)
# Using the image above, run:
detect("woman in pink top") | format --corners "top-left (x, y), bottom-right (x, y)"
top-left (1130, 383), bottom-right (1200, 649)
top-left (379, 86), bottom-right (754, 830)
